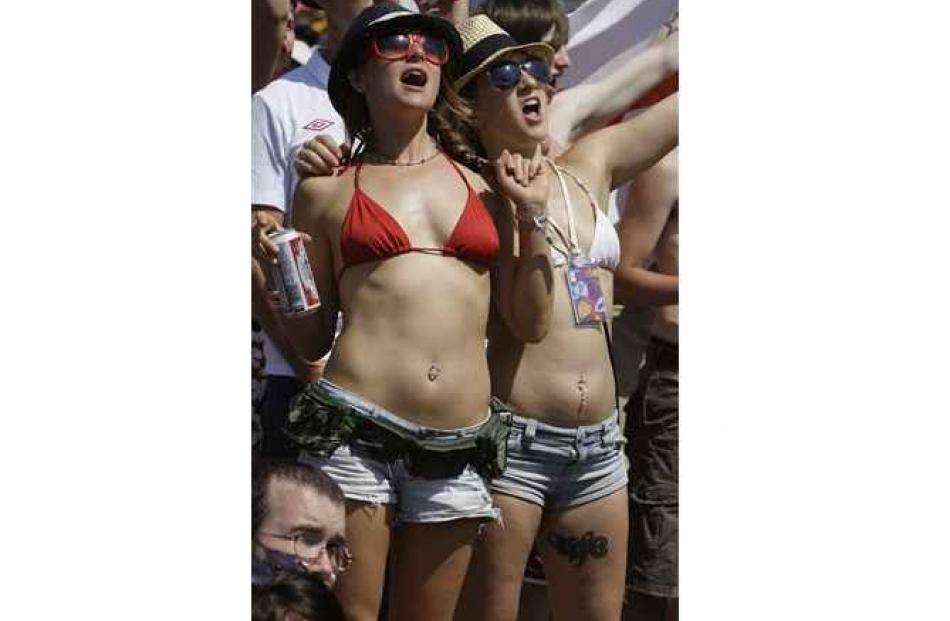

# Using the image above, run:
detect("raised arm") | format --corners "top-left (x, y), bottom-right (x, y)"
top-left (548, 26), bottom-right (677, 148)
top-left (614, 150), bottom-right (678, 307)
top-left (565, 92), bottom-right (677, 193)
top-left (488, 147), bottom-right (555, 343)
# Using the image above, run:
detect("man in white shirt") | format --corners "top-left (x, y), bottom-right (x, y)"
top-left (252, 0), bottom-right (374, 458)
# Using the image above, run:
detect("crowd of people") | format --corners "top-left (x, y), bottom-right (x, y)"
top-left (251, 1), bottom-right (678, 619)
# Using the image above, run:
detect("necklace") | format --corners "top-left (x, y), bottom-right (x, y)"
top-left (362, 144), bottom-right (440, 167)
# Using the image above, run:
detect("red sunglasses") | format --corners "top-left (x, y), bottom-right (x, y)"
top-left (367, 32), bottom-right (450, 66)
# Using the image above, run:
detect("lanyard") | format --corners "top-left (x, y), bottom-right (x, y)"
top-left (545, 159), bottom-right (581, 259)
top-left (545, 159), bottom-right (601, 261)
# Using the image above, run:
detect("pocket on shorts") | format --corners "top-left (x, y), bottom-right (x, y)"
top-left (474, 410), bottom-right (510, 478)
top-left (284, 384), bottom-right (358, 457)
top-left (642, 371), bottom-right (678, 428)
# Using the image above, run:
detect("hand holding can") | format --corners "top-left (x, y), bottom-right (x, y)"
top-left (252, 209), bottom-right (283, 262)
top-left (268, 229), bottom-right (321, 317)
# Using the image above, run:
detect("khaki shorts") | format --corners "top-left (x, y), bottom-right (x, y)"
top-left (626, 337), bottom-right (678, 598)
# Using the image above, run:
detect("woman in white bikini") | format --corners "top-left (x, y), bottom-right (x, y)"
top-left (440, 16), bottom-right (677, 621)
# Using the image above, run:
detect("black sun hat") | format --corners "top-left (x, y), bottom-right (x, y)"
top-left (328, 2), bottom-right (463, 115)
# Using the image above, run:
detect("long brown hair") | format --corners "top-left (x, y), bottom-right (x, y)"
top-left (479, 0), bottom-right (569, 50)
top-left (431, 81), bottom-right (489, 173)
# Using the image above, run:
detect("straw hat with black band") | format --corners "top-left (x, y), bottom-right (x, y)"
top-left (327, 2), bottom-right (463, 115)
top-left (453, 14), bottom-right (555, 91)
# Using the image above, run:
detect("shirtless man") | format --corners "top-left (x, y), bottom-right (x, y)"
top-left (615, 148), bottom-right (678, 621)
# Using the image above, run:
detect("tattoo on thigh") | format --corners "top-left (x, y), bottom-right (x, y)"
top-left (546, 531), bottom-right (609, 567)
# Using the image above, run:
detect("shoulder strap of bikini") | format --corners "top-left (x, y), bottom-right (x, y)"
top-left (352, 159), bottom-right (364, 191)
top-left (557, 164), bottom-right (601, 222)
top-left (548, 159), bottom-right (580, 252)
top-left (442, 151), bottom-right (474, 193)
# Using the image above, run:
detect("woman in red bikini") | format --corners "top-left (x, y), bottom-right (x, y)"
top-left (260, 4), bottom-right (556, 620)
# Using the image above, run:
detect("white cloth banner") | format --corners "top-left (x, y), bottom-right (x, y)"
top-left (564, 0), bottom-right (677, 222)
top-left (564, 0), bottom-right (677, 89)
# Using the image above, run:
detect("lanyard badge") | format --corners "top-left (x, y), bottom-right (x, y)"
top-left (546, 161), bottom-right (608, 327)
top-left (566, 255), bottom-right (606, 327)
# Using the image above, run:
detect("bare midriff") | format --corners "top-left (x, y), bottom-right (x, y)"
top-left (489, 266), bottom-right (617, 428)
top-left (324, 252), bottom-right (493, 430)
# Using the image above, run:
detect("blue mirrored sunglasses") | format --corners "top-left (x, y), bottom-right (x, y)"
top-left (486, 58), bottom-right (553, 91)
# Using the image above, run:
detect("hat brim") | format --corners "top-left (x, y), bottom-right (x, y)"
top-left (328, 12), bottom-right (463, 116)
top-left (454, 41), bottom-right (555, 92)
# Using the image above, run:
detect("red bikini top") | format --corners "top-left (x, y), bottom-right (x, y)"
top-left (340, 153), bottom-right (500, 271)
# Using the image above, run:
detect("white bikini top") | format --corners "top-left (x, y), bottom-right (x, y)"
top-left (546, 162), bottom-right (621, 271)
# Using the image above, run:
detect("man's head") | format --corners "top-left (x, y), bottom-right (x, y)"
top-left (478, 0), bottom-right (572, 82)
top-left (301, 0), bottom-right (375, 60)
top-left (306, 0), bottom-right (432, 60)
top-left (252, 0), bottom-right (297, 93)
top-left (252, 565), bottom-right (345, 621)
top-left (253, 458), bottom-right (347, 589)
top-left (251, 552), bottom-right (344, 621)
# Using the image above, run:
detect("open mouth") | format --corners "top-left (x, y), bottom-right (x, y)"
top-left (400, 68), bottom-right (428, 88)
top-left (521, 96), bottom-right (542, 120)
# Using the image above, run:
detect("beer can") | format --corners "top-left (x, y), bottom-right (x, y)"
top-left (269, 229), bottom-right (321, 317)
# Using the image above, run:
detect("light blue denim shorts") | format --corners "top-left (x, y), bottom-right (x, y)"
top-left (299, 379), bottom-right (500, 524)
top-left (490, 404), bottom-right (629, 509)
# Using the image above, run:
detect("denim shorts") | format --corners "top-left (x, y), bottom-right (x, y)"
top-left (299, 379), bottom-right (500, 525)
top-left (489, 402), bottom-right (629, 509)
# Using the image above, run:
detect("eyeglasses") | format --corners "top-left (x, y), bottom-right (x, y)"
top-left (258, 531), bottom-right (353, 574)
top-left (486, 58), bottom-right (553, 91)
top-left (368, 32), bottom-right (449, 66)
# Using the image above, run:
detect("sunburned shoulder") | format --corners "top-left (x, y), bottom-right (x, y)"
top-left (455, 161), bottom-right (489, 193)
top-left (456, 164), bottom-right (504, 216)
top-left (294, 169), bottom-right (353, 222)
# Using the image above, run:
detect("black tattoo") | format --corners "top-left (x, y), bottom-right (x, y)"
top-left (546, 531), bottom-right (609, 567)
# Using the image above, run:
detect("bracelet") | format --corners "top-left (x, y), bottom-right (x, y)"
top-left (516, 211), bottom-right (548, 233)
top-left (514, 204), bottom-right (544, 222)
